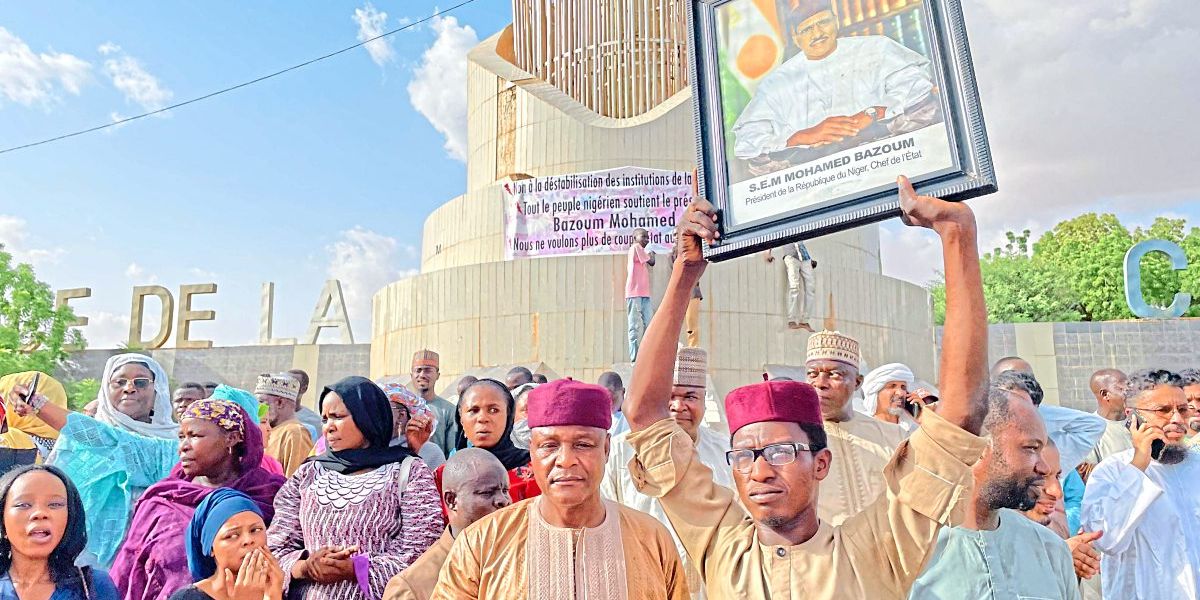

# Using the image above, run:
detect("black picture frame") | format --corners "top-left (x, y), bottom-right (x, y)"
top-left (689, 0), bottom-right (996, 261)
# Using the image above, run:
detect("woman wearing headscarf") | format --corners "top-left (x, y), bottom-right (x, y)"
top-left (0, 464), bottom-right (120, 600)
top-left (441, 379), bottom-right (540, 503)
top-left (266, 376), bottom-right (442, 600)
top-left (170, 488), bottom-right (283, 600)
top-left (0, 372), bottom-right (69, 469)
top-left (110, 398), bottom-right (285, 600)
top-left (6, 356), bottom-right (179, 567)
top-left (209, 386), bottom-right (285, 477)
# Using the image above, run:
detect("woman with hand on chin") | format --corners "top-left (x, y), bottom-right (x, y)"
top-left (0, 464), bottom-right (120, 600)
top-left (267, 377), bottom-right (442, 600)
top-left (170, 488), bottom-right (283, 600)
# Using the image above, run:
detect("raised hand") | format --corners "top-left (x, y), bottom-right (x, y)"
top-left (674, 198), bottom-right (719, 274)
top-left (406, 413), bottom-right (433, 452)
top-left (897, 175), bottom-right (975, 234)
top-left (1130, 418), bottom-right (1166, 471)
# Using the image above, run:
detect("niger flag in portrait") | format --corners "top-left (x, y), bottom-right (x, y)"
top-left (718, 0), bottom-right (786, 144)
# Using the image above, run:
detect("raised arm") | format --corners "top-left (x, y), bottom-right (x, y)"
top-left (6, 384), bottom-right (69, 431)
top-left (899, 176), bottom-right (987, 434)
top-left (625, 199), bottom-right (719, 431)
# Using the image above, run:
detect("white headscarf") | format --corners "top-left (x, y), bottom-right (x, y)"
top-left (860, 363), bottom-right (916, 415)
top-left (93, 353), bottom-right (179, 439)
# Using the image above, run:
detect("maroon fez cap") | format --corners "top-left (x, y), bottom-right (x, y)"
top-left (724, 380), bottom-right (823, 435)
top-left (527, 378), bottom-right (613, 430)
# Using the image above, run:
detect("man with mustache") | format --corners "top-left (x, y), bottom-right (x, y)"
top-left (909, 382), bottom-right (1078, 598)
top-left (733, 0), bottom-right (939, 165)
top-left (1020, 440), bottom-right (1104, 584)
top-left (860, 363), bottom-right (919, 434)
top-left (1180, 369), bottom-right (1200, 445)
top-left (622, 177), bottom-right (990, 598)
top-left (1081, 369), bottom-right (1200, 599)
top-left (433, 378), bottom-right (688, 599)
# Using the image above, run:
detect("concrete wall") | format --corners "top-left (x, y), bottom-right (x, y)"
top-left (937, 319), bottom-right (1200, 411)
top-left (57, 344), bottom-right (370, 411)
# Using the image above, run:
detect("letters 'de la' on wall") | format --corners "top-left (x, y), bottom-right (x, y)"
top-left (56, 280), bottom-right (356, 349)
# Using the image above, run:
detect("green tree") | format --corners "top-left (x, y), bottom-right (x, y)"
top-left (931, 230), bottom-right (1080, 325)
top-left (1033, 213), bottom-right (1133, 321)
top-left (0, 245), bottom-right (85, 376)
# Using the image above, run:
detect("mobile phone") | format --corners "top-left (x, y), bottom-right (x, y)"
top-left (27, 372), bottom-right (40, 399)
top-left (1132, 411), bottom-right (1166, 461)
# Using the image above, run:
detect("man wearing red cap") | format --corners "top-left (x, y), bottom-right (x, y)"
top-left (623, 176), bottom-right (989, 598)
top-left (433, 378), bottom-right (689, 599)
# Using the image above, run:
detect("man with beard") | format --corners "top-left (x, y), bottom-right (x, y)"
top-left (860, 363), bottom-right (919, 435)
top-left (622, 178), bottom-right (991, 599)
top-left (1081, 369), bottom-right (1200, 599)
top-left (411, 350), bottom-right (459, 455)
top-left (909, 383), bottom-right (1079, 599)
top-left (1180, 369), bottom-right (1200, 444)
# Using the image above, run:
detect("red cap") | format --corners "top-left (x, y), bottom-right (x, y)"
top-left (527, 378), bottom-right (613, 430)
top-left (724, 381), bottom-right (823, 435)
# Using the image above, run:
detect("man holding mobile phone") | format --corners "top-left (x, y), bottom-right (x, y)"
top-left (1080, 369), bottom-right (1200, 599)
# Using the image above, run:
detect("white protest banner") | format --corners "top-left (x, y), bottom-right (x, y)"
top-left (503, 167), bottom-right (693, 260)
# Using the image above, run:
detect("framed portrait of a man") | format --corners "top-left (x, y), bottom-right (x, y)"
top-left (690, 0), bottom-right (996, 261)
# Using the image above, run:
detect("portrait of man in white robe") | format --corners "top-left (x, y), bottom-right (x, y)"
top-left (731, 0), bottom-right (942, 177)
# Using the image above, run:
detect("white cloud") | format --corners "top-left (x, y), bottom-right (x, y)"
top-left (0, 27), bottom-right (91, 107)
top-left (325, 228), bottom-right (418, 336)
top-left (82, 310), bottom-right (131, 349)
top-left (882, 0), bottom-right (1200, 284)
top-left (123, 262), bottom-right (159, 283)
top-left (407, 15), bottom-right (478, 161)
top-left (101, 45), bottom-right (172, 112)
top-left (188, 267), bottom-right (219, 280)
top-left (353, 3), bottom-right (396, 67)
top-left (0, 215), bottom-right (66, 266)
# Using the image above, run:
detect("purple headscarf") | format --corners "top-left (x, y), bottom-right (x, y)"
top-left (110, 403), bottom-right (285, 600)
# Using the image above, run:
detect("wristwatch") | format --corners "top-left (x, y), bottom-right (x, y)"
top-left (861, 108), bottom-right (877, 122)
top-left (26, 393), bottom-right (48, 414)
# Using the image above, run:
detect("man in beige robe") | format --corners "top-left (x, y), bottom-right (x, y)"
top-left (622, 178), bottom-right (990, 599)
top-left (385, 448), bottom-right (512, 600)
top-left (256, 372), bottom-right (312, 477)
top-left (433, 379), bottom-right (689, 600)
top-left (805, 330), bottom-right (907, 525)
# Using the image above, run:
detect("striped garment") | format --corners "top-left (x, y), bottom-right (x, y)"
top-left (267, 459), bottom-right (444, 600)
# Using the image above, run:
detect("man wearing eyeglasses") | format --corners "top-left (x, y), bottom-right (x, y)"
top-left (1080, 369), bottom-right (1200, 599)
top-left (621, 177), bottom-right (989, 599)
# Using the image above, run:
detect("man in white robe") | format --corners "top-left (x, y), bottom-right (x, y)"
top-left (602, 347), bottom-right (731, 599)
top-left (1081, 369), bottom-right (1200, 599)
top-left (733, 0), bottom-right (937, 161)
top-left (859, 363), bottom-right (919, 435)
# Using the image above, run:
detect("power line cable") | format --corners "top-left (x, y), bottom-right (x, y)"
top-left (0, 0), bottom-right (479, 156)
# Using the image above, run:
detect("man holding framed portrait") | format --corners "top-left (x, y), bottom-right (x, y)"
top-left (691, 0), bottom-right (995, 260)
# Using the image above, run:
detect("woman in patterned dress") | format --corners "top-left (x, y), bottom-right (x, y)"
top-left (266, 377), bottom-right (443, 600)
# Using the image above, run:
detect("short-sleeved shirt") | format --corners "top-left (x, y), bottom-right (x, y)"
top-left (626, 244), bottom-right (652, 298)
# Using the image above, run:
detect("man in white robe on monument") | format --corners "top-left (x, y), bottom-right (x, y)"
top-left (733, 0), bottom-right (939, 164)
top-left (602, 346), bottom-right (732, 599)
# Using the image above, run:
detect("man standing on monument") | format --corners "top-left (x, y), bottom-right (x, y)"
top-left (412, 349), bottom-right (459, 456)
top-left (626, 227), bottom-right (656, 361)
top-left (623, 177), bottom-right (990, 598)
top-left (764, 242), bottom-right (816, 331)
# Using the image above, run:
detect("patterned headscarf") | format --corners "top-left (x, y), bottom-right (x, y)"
top-left (181, 399), bottom-right (245, 438)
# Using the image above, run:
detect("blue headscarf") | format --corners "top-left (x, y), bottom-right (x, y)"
top-left (186, 488), bottom-right (264, 581)
top-left (211, 385), bottom-right (268, 423)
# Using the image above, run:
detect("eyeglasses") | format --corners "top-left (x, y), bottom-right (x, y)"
top-left (110, 377), bottom-right (154, 390)
top-left (726, 442), bottom-right (822, 473)
top-left (1134, 404), bottom-right (1196, 419)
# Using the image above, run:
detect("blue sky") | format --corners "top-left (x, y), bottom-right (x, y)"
top-left (2, 0), bottom-right (1199, 349)
top-left (0, 1), bottom-right (509, 347)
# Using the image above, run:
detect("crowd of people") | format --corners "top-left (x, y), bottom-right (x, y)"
top-left (0, 180), bottom-right (1197, 599)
